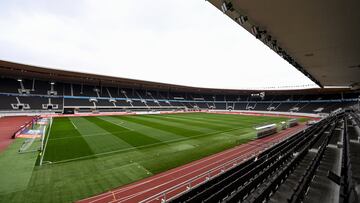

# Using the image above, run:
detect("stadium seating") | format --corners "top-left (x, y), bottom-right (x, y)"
top-left (0, 77), bottom-right (359, 114)
top-left (0, 95), bottom-right (17, 109)
top-left (214, 102), bottom-right (226, 109)
top-left (64, 98), bottom-right (93, 107)
top-left (234, 103), bottom-right (247, 110)
top-left (254, 103), bottom-right (270, 111)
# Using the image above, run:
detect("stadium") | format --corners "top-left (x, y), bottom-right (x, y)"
top-left (0, 1), bottom-right (359, 203)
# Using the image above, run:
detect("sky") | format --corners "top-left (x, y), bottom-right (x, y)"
top-left (0, 0), bottom-right (317, 90)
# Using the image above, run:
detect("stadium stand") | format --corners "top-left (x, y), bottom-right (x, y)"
top-left (0, 0), bottom-right (359, 201)
top-left (0, 61), bottom-right (358, 203)
top-left (0, 72), bottom-right (359, 114)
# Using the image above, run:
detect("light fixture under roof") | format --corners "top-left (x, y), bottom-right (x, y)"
top-left (220, 1), bottom-right (228, 13)
top-left (236, 15), bottom-right (248, 25)
top-left (220, 1), bottom-right (234, 13)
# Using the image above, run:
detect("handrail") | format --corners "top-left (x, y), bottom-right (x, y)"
top-left (339, 115), bottom-right (355, 203)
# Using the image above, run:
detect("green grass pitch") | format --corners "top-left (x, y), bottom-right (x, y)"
top-left (0, 113), bottom-right (300, 203)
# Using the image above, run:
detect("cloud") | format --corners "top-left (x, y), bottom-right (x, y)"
top-left (0, 0), bottom-right (316, 89)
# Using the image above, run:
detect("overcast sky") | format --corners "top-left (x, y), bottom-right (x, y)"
top-left (0, 0), bottom-right (317, 90)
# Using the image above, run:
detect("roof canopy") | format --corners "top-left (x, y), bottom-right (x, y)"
top-left (208, 0), bottom-right (360, 88)
top-left (0, 59), bottom-right (354, 95)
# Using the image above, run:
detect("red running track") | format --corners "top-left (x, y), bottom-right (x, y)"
top-left (0, 116), bottom-right (34, 153)
top-left (79, 124), bottom-right (307, 203)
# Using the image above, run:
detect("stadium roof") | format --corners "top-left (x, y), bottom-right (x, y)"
top-left (207, 0), bottom-right (360, 89)
top-left (0, 59), bottom-right (353, 95)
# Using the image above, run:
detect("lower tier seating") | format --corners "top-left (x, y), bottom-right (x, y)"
top-left (0, 93), bottom-right (357, 114)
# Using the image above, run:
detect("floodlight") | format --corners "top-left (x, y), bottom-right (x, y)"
top-left (252, 27), bottom-right (266, 39)
top-left (236, 15), bottom-right (248, 24)
top-left (221, 1), bottom-right (233, 13)
top-left (221, 2), bottom-right (228, 13)
top-left (252, 26), bottom-right (259, 35)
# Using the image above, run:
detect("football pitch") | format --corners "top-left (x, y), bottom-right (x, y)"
top-left (0, 113), bottom-right (300, 202)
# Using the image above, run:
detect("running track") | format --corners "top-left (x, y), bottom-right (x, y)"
top-left (0, 116), bottom-right (34, 153)
top-left (79, 124), bottom-right (307, 203)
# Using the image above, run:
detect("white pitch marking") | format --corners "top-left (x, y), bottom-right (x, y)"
top-left (70, 119), bottom-right (78, 130)
top-left (101, 118), bottom-right (134, 131)
top-left (40, 117), bottom-right (53, 166)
